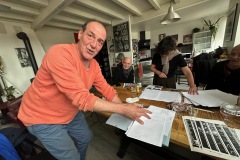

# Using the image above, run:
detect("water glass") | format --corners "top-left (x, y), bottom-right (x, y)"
top-left (188, 106), bottom-right (198, 117)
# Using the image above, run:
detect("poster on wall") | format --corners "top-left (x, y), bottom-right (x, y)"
top-left (113, 21), bottom-right (130, 52)
top-left (15, 48), bottom-right (31, 67)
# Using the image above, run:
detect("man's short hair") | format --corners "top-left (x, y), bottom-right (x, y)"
top-left (81, 19), bottom-right (105, 32)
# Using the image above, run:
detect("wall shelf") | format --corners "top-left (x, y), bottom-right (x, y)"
top-left (193, 30), bottom-right (212, 52)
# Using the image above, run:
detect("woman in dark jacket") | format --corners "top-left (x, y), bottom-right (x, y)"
top-left (150, 36), bottom-right (197, 95)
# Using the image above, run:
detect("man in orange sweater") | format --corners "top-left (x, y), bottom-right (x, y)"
top-left (18, 19), bottom-right (151, 160)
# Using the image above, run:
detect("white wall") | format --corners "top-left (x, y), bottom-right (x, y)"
top-left (132, 15), bottom-right (227, 52)
top-left (35, 26), bottom-right (78, 52)
top-left (0, 20), bottom-right (45, 95)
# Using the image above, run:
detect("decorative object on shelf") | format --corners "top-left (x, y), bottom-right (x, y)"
top-left (202, 16), bottom-right (223, 40)
top-left (4, 86), bottom-right (16, 101)
top-left (192, 28), bottom-right (200, 33)
top-left (161, 0), bottom-right (180, 24)
top-left (224, 3), bottom-right (238, 41)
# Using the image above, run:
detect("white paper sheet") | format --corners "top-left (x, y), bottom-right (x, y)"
top-left (139, 90), bottom-right (181, 102)
top-left (125, 106), bottom-right (176, 147)
top-left (106, 113), bottom-right (132, 131)
top-left (182, 89), bottom-right (238, 107)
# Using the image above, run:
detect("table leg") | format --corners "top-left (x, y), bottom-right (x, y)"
top-left (116, 134), bottom-right (131, 158)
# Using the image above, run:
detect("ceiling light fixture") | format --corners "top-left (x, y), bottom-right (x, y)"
top-left (161, 1), bottom-right (181, 25)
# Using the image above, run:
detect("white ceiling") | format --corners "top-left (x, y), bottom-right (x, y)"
top-left (0, 0), bottom-right (229, 32)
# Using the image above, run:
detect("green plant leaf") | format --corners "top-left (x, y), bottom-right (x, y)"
top-left (213, 16), bottom-right (223, 25)
top-left (203, 19), bottom-right (209, 25)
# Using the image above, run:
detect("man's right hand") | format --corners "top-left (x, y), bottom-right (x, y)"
top-left (158, 72), bottom-right (167, 78)
top-left (122, 103), bottom-right (152, 124)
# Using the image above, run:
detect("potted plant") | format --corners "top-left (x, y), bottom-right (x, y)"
top-left (4, 86), bottom-right (16, 101)
top-left (202, 17), bottom-right (223, 39)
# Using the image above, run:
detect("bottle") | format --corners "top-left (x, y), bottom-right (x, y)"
top-left (136, 86), bottom-right (140, 93)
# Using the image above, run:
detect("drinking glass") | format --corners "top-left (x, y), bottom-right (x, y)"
top-left (188, 106), bottom-right (198, 117)
top-left (171, 101), bottom-right (187, 118)
top-left (220, 103), bottom-right (240, 127)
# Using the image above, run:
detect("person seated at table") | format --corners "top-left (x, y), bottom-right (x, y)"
top-left (113, 57), bottom-right (134, 86)
top-left (150, 36), bottom-right (198, 95)
top-left (206, 44), bottom-right (240, 95)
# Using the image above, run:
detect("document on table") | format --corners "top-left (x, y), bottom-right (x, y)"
top-left (106, 106), bottom-right (175, 147)
top-left (181, 89), bottom-right (238, 107)
top-left (139, 88), bottom-right (181, 102)
top-left (125, 105), bottom-right (175, 147)
top-left (106, 113), bottom-right (132, 131)
top-left (183, 116), bottom-right (240, 160)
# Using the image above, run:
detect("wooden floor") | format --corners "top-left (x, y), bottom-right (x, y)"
top-left (85, 112), bottom-right (166, 160)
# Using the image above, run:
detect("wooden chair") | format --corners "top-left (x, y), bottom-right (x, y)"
top-left (4, 95), bottom-right (46, 159)
top-left (6, 95), bottom-right (25, 128)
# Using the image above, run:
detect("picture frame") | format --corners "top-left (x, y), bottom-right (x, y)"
top-left (15, 48), bottom-right (31, 68)
top-left (159, 33), bottom-right (166, 41)
top-left (183, 34), bottom-right (192, 44)
top-left (224, 3), bottom-right (238, 41)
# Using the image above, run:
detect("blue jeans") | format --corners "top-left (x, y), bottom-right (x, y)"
top-left (27, 112), bottom-right (92, 160)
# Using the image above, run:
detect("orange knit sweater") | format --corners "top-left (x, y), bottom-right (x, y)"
top-left (18, 44), bottom-right (116, 126)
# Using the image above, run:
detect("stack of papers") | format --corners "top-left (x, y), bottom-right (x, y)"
top-left (182, 89), bottom-right (238, 107)
top-left (106, 105), bottom-right (176, 147)
top-left (183, 116), bottom-right (240, 160)
top-left (139, 85), bottom-right (181, 102)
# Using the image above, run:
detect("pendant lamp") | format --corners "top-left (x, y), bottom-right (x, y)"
top-left (161, 2), bottom-right (181, 25)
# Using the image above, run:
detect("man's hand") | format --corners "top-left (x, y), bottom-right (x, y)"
top-left (188, 86), bottom-right (198, 95)
top-left (122, 103), bottom-right (152, 124)
top-left (158, 72), bottom-right (167, 78)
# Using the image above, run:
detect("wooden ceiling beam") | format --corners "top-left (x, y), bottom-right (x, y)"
top-left (76, 0), bottom-right (124, 20)
top-left (148, 0), bottom-right (161, 10)
top-left (32, 0), bottom-right (75, 30)
top-left (112, 0), bottom-right (142, 16)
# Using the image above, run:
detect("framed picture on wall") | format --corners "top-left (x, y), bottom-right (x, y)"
top-left (159, 33), bottom-right (166, 41)
top-left (15, 48), bottom-right (31, 68)
top-left (183, 34), bottom-right (193, 44)
top-left (224, 3), bottom-right (238, 41)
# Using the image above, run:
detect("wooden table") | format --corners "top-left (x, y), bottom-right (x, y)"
top-left (93, 84), bottom-right (239, 159)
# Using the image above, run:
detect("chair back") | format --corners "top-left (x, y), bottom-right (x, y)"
top-left (6, 95), bottom-right (24, 127)
top-left (193, 59), bottom-right (217, 87)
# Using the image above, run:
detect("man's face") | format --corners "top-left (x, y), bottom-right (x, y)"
top-left (123, 58), bottom-right (131, 70)
top-left (77, 22), bottom-right (106, 61)
top-left (229, 45), bottom-right (240, 68)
